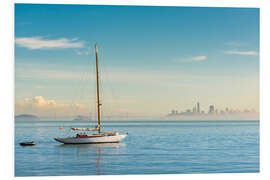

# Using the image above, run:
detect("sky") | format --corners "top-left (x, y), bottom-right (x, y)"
top-left (14, 4), bottom-right (259, 118)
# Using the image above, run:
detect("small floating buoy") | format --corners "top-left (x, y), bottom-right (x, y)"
top-left (20, 141), bottom-right (36, 146)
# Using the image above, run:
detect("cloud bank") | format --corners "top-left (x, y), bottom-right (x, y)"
top-left (15, 96), bottom-right (87, 116)
top-left (15, 36), bottom-right (84, 50)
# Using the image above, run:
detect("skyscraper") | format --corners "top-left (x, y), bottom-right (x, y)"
top-left (209, 105), bottom-right (214, 114)
top-left (197, 102), bottom-right (200, 114)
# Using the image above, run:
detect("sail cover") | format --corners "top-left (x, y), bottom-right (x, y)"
top-left (71, 127), bottom-right (99, 131)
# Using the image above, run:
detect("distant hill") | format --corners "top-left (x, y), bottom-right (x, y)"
top-left (15, 114), bottom-right (40, 121)
top-left (73, 115), bottom-right (91, 121)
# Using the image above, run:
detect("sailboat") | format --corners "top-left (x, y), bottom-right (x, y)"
top-left (54, 43), bottom-right (128, 144)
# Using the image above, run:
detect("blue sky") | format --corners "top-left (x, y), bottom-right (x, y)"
top-left (15, 4), bottom-right (259, 117)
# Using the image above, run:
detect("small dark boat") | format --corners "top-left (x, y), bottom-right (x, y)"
top-left (20, 141), bottom-right (36, 146)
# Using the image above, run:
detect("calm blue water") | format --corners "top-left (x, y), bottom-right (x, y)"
top-left (15, 120), bottom-right (259, 176)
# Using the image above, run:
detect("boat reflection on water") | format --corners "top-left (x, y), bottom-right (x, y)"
top-left (56, 143), bottom-right (126, 175)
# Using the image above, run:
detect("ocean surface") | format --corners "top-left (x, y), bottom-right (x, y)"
top-left (15, 120), bottom-right (259, 176)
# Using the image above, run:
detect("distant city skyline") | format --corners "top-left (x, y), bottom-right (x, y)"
top-left (168, 101), bottom-right (258, 116)
top-left (15, 4), bottom-right (259, 118)
top-left (167, 100), bottom-right (259, 120)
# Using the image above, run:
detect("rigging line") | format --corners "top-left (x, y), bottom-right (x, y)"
top-left (100, 78), bottom-right (103, 130)
top-left (78, 50), bottom-right (92, 120)
top-left (99, 47), bottom-right (109, 127)
top-left (70, 58), bottom-right (83, 116)
top-left (101, 57), bottom-right (120, 120)
top-left (92, 61), bottom-right (97, 126)
top-left (93, 47), bottom-right (98, 127)
top-left (98, 49), bottom-right (104, 129)
top-left (70, 54), bottom-right (88, 118)
top-left (99, 60), bottom-right (104, 129)
top-left (90, 47), bottom-right (98, 124)
top-left (98, 52), bottom-right (106, 118)
top-left (86, 47), bottom-right (93, 121)
top-left (79, 57), bottom-right (90, 105)
top-left (99, 53), bottom-right (106, 120)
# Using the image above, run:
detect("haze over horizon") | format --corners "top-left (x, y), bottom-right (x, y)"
top-left (15, 4), bottom-right (259, 119)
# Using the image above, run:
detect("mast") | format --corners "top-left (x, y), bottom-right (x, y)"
top-left (95, 43), bottom-right (101, 134)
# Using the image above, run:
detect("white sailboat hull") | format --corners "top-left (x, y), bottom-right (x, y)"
top-left (54, 133), bottom-right (128, 144)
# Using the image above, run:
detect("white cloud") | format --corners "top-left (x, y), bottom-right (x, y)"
top-left (192, 56), bottom-right (207, 61)
top-left (15, 36), bottom-right (84, 50)
top-left (75, 50), bottom-right (87, 55)
top-left (174, 55), bottom-right (207, 62)
top-left (74, 47), bottom-right (90, 56)
top-left (15, 96), bottom-right (87, 116)
top-left (224, 50), bottom-right (259, 56)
